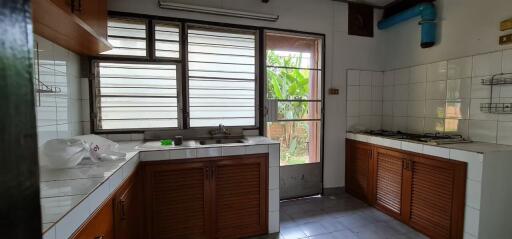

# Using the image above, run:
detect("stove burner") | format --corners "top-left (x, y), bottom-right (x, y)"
top-left (364, 131), bottom-right (471, 145)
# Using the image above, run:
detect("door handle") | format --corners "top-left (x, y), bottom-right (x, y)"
top-left (94, 236), bottom-right (104, 239)
top-left (120, 199), bottom-right (127, 220)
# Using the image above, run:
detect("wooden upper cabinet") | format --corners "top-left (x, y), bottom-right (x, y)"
top-left (73, 198), bottom-right (114, 239)
top-left (213, 155), bottom-right (268, 239)
top-left (114, 170), bottom-right (142, 239)
top-left (32, 0), bottom-right (111, 55)
top-left (404, 155), bottom-right (467, 239)
top-left (143, 161), bottom-right (211, 239)
top-left (373, 147), bottom-right (407, 220)
top-left (345, 140), bottom-right (373, 203)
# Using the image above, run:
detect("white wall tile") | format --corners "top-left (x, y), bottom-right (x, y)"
top-left (426, 80), bottom-right (447, 100)
top-left (393, 84), bottom-right (409, 101)
top-left (407, 101), bottom-right (425, 117)
top-left (383, 86), bottom-right (394, 101)
top-left (43, 226), bottom-right (56, 239)
top-left (347, 86), bottom-right (359, 101)
top-left (371, 86), bottom-right (383, 101)
top-left (497, 121), bottom-right (512, 145)
top-left (372, 101), bottom-right (383, 115)
top-left (392, 116), bottom-right (408, 132)
top-left (472, 51), bottom-right (502, 77)
top-left (428, 61), bottom-right (448, 81)
top-left (359, 71), bottom-right (372, 86)
top-left (269, 144), bottom-right (280, 167)
top-left (424, 118), bottom-right (445, 133)
top-left (445, 119), bottom-right (469, 139)
top-left (423, 145), bottom-right (450, 158)
top-left (469, 98), bottom-right (498, 121)
top-left (347, 70), bottom-right (359, 86)
top-left (359, 85), bottom-right (372, 100)
top-left (140, 150), bottom-right (170, 161)
top-left (269, 188), bottom-right (279, 211)
top-left (463, 206), bottom-right (480, 237)
top-left (383, 101), bottom-right (393, 116)
top-left (425, 100), bottom-right (446, 118)
top-left (448, 57), bottom-right (472, 80)
top-left (408, 82), bottom-right (426, 100)
top-left (359, 101), bottom-right (372, 116)
top-left (372, 72), bottom-right (383, 86)
top-left (407, 117), bottom-right (424, 134)
top-left (401, 141), bottom-right (423, 153)
top-left (196, 147), bottom-right (222, 158)
top-left (109, 169), bottom-right (123, 192)
top-left (268, 211), bottom-right (280, 233)
top-left (447, 78), bottom-right (471, 100)
top-left (382, 116), bottom-right (393, 130)
top-left (502, 49), bottom-right (512, 73)
top-left (410, 65), bottom-right (427, 83)
top-left (466, 179), bottom-right (482, 210)
top-left (468, 120), bottom-right (498, 143)
top-left (246, 145), bottom-right (268, 154)
top-left (383, 71), bottom-right (394, 86)
top-left (394, 68), bottom-right (410, 85)
top-left (347, 101), bottom-right (359, 116)
top-left (222, 146), bottom-right (246, 156)
top-left (269, 166), bottom-right (279, 189)
top-left (393, 101), bottom-right (408, 117)
top-left (170, 149), bottom-right (197, 159)
top-left (446, 100), bottom-right (470, 119)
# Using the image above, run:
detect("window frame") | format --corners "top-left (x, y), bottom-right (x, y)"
top-left (184, 23), bottom-right (260, 129)
top-left (90, 59), bottom-right (183, 132)
top-left (90, 12), bottom-right (324, 137)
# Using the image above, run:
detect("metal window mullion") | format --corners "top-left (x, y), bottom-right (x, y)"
top-left (181, 23), bottom-right (189, 129)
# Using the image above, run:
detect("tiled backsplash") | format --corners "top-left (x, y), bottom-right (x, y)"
top-left (347, 49), bottom-right (512, 145)
top-left (346, 70), bottom-right (384, 131)
top-left (35, 35), bottom-right (84, 146)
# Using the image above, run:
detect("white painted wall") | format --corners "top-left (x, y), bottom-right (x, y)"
top-left (380, 0), bottom-right (512, 70)
top-left (108, 0), bottom-right (384, 188)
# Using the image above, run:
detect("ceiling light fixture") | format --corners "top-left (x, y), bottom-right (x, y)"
top-left (159, 0), bottom-right (279, 22)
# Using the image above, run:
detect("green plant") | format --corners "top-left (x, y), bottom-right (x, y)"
top-left (266, 50), bottom-right (311, 164)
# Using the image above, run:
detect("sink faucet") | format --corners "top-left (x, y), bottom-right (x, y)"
top-left (209, 124), bottom-right (231, 137)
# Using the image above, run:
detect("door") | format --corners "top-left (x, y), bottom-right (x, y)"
top-left (345, 140), bottom-right (373, 202)
top-left (212, 154), bottom-right (268, 239)
top-left (114, 171), bottom-right (142, 239)
top-left (373, 148), bottom-right (407, 220)
top-left (264, 31), bottom-right (324, 199)
top-left (404, 155), bottom-right (466, 239)
top-left (143, 161), bottom-right (211, 239)
top-left (73, 199), bottom-right (114, 239)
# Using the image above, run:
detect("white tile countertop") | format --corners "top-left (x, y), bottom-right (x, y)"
top-left (346, 132), bottom-right (512, 155)
top-left (41, 136), bottom-right (279, 239)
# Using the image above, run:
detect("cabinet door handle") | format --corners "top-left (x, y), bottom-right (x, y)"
top-left (94, 236), bottom-right (104, 239)
top-left (71, 0), bottom-right (82, 13)
top-left (120, 199), bottom-right (127, 220)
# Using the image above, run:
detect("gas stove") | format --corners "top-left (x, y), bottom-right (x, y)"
top-left (365, 130), bottom-right (471, 145)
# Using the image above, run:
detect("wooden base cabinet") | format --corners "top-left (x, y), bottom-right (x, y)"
top-left (345, 140), bottom-right (373, 202)
top-left (114, 170), bottom-right (143, 239)
top-left (346, 140), bottom-right (467, 239)
top-left (143, 154), bottom-right (268, 239)
top-left (72, 196), bottom-right (114, 239)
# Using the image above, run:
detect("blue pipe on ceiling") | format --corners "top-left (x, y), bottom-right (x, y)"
top-left (378, 2), bottom-right (437, 48)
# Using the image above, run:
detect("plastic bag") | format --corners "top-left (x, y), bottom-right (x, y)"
top-left (39, 138), bottom-right (91, 168)
top-left (73, 134), bottom-right (126, 161)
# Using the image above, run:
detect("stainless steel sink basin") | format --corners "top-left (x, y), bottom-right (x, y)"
top-left (198, 138), bottom-right (245, 145)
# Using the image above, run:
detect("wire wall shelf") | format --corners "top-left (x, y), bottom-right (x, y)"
top-left (480, 73), bottom-right (512, 114)
top-left (480, 73), bottom-right (512, 85)
top-left (480, 103), bottom-right (512, 114)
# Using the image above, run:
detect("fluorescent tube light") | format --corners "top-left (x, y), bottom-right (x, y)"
top-left (159, 0), bottom-right (279, 22)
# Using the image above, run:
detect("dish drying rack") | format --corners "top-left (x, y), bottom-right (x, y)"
top-left (480, 73), bottom-right (512, 114)
top-left (34, 42), bottom-right (61, 106)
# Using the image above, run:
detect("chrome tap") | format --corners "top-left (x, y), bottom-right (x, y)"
top-left (209, 124), bottom-right (231, 137)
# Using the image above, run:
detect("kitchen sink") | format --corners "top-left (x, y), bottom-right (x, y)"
top-left (198, 138), bottom-right (245, 145)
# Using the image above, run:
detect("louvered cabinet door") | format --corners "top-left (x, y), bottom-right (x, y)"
top-left (212, 154), bottom-right (268, 239)
top-left (143, 161), bottom-right (211, 239)
top-left (405, 156), bottom-right (466, 239)
top-left (373, 148), bottom-right (406, 219)
top-left (345, 140), bottom-right (373, 203)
